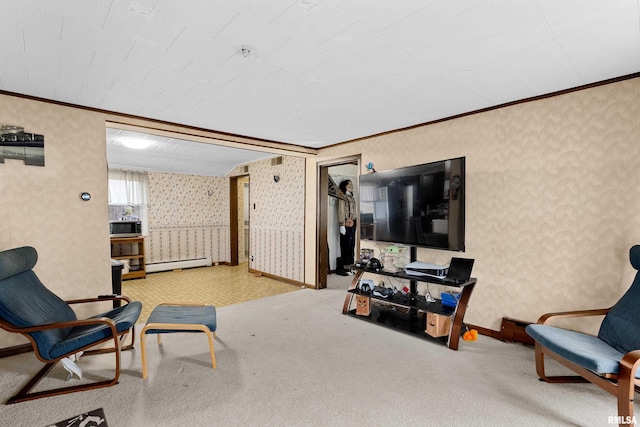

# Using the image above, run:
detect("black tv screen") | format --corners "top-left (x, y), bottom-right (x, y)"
top-left (358, 157), bottom-right (465, 251)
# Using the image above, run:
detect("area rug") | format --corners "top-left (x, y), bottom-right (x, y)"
top-left (47, 408), bottom-right (108, 427)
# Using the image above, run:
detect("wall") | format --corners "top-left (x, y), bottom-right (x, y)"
top-left (143, 157), bottom-right (306, 282)
top-left (0, 95), bottom-right (112, 347)
top-left (309, 77), bottom-right (640, 332)
top-left (231, 156), bottom-right (306, 284)
top-left (146, 172), bottom-right (229, 264)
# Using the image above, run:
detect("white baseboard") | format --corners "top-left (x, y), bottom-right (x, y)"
top-left (146, 257), bottom-right (212, 273)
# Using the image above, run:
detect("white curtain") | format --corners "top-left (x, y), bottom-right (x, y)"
top-left (108, 170), bottom-right (149, 205)
top-left (108, 170), bottom-right (150, 235)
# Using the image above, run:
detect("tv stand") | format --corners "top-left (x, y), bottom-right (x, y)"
top-left (341, 248), bottom-right (476, 350)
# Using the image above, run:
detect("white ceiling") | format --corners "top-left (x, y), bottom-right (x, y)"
top-left (2, 0), bottom-right (640, 175)
top-left (106, 128), bottom-right (276, 176)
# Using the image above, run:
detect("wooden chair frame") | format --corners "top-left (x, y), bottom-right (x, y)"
top-left (0, 295), bottom-right (137, 404)
top-left (140, 302), bottom-right (217, 380)
top-left (533, 308), bottom-right (640, 426)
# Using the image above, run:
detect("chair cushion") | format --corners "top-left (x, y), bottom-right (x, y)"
top-left (49, 301), bottom-right (142, 359)
top-left (630, 244), bottom-right (640, 270)
top-left (0, 247), bottom-right (77, 358)
top-left (0, 246), bottom-right (38, 281)
top-left (598, 245), bottom-right (640, 354)
top-left (144, 304), bottom-right (217, 334)
top-left (526, 324), bottom-right (640, 378)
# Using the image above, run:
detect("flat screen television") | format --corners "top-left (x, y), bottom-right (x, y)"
top-left (358, 157), bottom-right (465, 251)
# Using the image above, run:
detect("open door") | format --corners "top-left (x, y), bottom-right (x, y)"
top-left (316, 156), bottom-right (360, 289)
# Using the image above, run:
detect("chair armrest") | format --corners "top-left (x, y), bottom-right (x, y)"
top-left (8, 316), bottom-right (117, 334)
top-left (537, 308), bottom-right (610, 324)
top-left (66, 295), bottom-right (133, 305)
top-left (620, 349), bottom-right (640, 376)
top-left (9, 317), bottom-right (120, 362)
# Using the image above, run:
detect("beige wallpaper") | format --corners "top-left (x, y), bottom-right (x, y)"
top-left (0, 95), bottom-right (112, 348)
top-left (148, 172), bottom-right (228, 225)
top-left (146, 172), bottom-right (230, 264)
top-left (231, 157), bottom-right (306, 283)
top-left (146, 159), bottom-right (305, 281)
top-left (310, 77), bottom-right (640, 333)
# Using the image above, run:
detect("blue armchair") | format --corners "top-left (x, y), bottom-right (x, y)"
top-left (526, 245), bottom-right (640, 425)
top-left (0, 246), bottom-right (142, 403)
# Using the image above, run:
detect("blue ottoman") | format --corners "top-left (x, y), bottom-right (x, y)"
top-left (140, 303), bottom-right (217, 379)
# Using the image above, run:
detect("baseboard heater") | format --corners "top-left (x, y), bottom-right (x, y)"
top-left (500, 317), bottom-right (535, 345)
top-left (146, 257), bottom-right (212, 273)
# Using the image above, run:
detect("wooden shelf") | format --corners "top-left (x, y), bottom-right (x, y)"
top-left (110, 236), bottom-right (146, 280)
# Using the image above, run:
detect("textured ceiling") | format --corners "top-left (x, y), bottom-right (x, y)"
top-left (2, 0), bottom-right (640, 175)
top-left (106, 128), bottom-right (276, 176)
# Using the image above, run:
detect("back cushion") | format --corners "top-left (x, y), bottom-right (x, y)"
top-left (0, 246), bottom-right (38, 281)
top-left (598, 245), bottom-right (640, 354)
top-left (0, 247), bottom-right (76, 359)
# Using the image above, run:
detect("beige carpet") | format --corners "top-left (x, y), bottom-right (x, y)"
top-left (0, 286), bottom-right (627, 426)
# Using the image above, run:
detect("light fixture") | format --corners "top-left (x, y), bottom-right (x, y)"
top-left (121, 137), bottom-right (151, 150)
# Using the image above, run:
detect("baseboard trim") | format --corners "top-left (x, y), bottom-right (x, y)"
top-left (146, 257), bottom-right (212, 273)
top-left (465, 323), bottom-right (501, 340)
top-left (248, 268), bottom-right (308, 288)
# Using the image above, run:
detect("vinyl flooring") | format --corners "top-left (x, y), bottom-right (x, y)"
top-left (122, 263), bottom-right (301, 322)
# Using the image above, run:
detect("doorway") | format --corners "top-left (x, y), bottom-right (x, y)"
top-left (229, 174), bottom-right (250, 266)
top-left (316, 156), bottom-right (360, 289)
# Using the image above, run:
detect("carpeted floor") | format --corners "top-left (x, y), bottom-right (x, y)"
top-left (0, 284), bottom-right (629, 426)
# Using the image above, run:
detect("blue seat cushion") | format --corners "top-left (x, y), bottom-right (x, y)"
top-left (526, 324), bottom-right (640, 378)
top-left (48, 301), bottom-right (142, 360)
top-left (144, 305), bottom-right (216, 334)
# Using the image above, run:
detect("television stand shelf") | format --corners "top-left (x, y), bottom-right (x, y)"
top-left (341, 265), bottom-right (476, 350)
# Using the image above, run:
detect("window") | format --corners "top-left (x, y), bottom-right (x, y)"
top-left (108, 170), bottom-right (149, 205)
top-left (108, 170), bottom-right (150, 234)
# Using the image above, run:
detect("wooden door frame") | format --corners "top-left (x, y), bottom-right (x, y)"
top-left (316, 155), bottom-right (360, 289)
top-left (229, 174), bottom-right (249, 266)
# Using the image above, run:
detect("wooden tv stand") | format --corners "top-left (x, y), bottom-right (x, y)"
top-left (341, 262), bottom-right (476, 351)
top-left (110, 236), bottom-right (146, 280)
